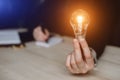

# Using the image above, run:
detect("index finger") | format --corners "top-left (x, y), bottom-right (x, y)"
top-left (79, 38), bottom-right (94, 68)
top-left (73, 39), bottom-right (82, 61)
top-left (79, 38), bottom-right (91, 58)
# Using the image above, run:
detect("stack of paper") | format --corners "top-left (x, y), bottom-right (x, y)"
top-left (0, 30), bottom-right (21, 45)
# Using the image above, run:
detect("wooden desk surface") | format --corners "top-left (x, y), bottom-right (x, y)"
top-left (0, 36), bottom-right (120, 80)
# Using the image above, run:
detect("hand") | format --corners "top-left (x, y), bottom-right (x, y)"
top-left (33, 26), bottom-right (50, 42)
top-left (66, 38), bottom-right (94, 74)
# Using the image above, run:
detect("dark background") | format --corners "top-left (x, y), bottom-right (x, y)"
top-left (0, 0), bottom-right (120, 58)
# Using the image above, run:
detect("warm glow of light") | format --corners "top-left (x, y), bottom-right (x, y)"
top-left (76, 16), bottom-right (83, 23)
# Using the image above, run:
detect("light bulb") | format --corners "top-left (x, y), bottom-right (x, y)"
top-left (70, 9), bottom-right (90, 39)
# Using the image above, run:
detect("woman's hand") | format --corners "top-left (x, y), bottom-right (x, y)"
top-left (66, 38), bottom-right (94, 74)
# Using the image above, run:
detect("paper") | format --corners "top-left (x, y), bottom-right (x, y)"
top-left (35, 36), bottom-right (63, 48)
top-left (0, 30), bottom-right (21, 45)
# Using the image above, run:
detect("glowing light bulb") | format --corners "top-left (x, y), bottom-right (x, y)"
top-left (70, 9), bottom-right (90, 39)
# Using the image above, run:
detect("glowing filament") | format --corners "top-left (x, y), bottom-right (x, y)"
top-left (77, 16), bottom-right (83, 24)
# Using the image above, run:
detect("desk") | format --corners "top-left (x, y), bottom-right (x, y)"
top-left (0, 36), bottom-right (120, 80)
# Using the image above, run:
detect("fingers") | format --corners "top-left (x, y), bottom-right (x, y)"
top-left (73, 39), bottom-right (82, 62)
top-left (79, 38), bottom-right (94, 69)
top-left (70, 53), bottom-right (79, 73)
top-left (66, 53), bottom-right (80, 74)
top-left (66, 39), bottom-right (87, 74)
top-left (79, 38), bottom-right (91, 58)
top-left (73, 39), bottom-right (85, 69)
top-left (66, 38), bottom-right (95, 74)
top-left (66, 54), bottom-right (74, 73)
top-left (66, 52), bottom-right (87, 74)
top-left (73, 39), bottom-right (87, 73)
